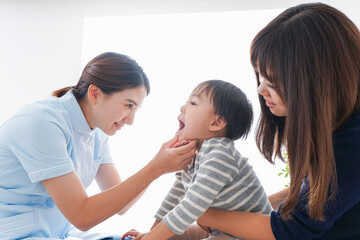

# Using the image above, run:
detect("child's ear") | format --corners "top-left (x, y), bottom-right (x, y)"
top-left (209, 116), bottom-right (226, 131)
top-left (88, 84), bottom-right (101, 105)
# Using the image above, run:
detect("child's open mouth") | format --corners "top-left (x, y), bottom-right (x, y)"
top-left (178, 119), bottom-right (185, 130)
top-left (176, 119), bottom-right (185, 137)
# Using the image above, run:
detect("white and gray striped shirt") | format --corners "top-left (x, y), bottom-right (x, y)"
top-left (155, 137), bottom-right (272, 238)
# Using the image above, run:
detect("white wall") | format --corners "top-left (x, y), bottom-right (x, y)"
top-left (1, 0), bottom-right (359, 236)
top-left (1, 0), bottom-right (358, 123)
top-left (81, 8), bottom-right (294, 234)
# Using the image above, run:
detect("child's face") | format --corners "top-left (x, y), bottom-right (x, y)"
top-left (176, 88), bottom-right (218, 142)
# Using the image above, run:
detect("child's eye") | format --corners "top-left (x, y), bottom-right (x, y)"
top-left (190, 101), bottom-right (197, 106)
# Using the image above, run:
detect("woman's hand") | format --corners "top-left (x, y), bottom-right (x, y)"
top-left (41, 136), bottom-right (196, 232)
top-left (198, 208), bottom-right (275, 240)
top-left (149, 136), bottom-right (197, 176)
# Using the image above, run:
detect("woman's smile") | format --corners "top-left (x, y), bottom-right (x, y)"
top-left (114, 122), bottom-right (123, 130)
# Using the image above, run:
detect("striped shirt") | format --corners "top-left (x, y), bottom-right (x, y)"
top-left (155, 137), bottom-right (272, 238)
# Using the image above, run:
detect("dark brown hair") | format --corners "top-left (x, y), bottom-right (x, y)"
top-left (251, 3), bottom-right (360, 220)
top-left (52, 52), bottom-right (150, 98)
top-left (193, 80), bottom-right (253, 141)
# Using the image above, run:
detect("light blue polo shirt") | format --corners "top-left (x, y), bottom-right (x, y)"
top-left (0, 90), bottom-right (113, 239)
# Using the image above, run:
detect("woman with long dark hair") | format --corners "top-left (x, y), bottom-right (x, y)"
top-left (197, 3), bottom-right (360, 239)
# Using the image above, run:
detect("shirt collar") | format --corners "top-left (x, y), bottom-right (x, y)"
top-left (59, 90), bottom-right (92, 134)
top-left (204, 137), bottom-right (233, 148)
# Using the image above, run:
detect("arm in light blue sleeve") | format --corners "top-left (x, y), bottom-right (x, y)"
top-left (9, 110), bottom-right (74, 183)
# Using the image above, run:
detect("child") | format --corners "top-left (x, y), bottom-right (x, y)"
top-left (125, 80), bottom-right (272, 240)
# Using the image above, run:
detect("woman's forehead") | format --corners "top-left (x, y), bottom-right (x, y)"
top-left (257, 64), bottom-right (276, 82)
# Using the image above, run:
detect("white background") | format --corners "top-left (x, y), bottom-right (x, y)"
top-left (1, 0), bottom-right (359, 236)
top-left (84, 10), bottom-right (289, 234)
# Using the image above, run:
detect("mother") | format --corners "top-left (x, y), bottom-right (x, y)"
top-left (197, 3), bottom-right (360, 239)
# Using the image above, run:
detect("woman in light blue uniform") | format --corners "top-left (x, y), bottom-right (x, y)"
top-left (0, 52), bottom-right (197, 239)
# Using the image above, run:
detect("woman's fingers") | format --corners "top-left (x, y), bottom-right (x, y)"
top-left (150, 137), bottom-right (197, 175)
top-left (171, 139), bottom-right (192, 148)
top-left (166, 135), bottom-right (179, 148)
top-left (172, 139), bottom-right (197, 155)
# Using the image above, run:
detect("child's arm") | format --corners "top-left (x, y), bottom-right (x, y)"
top-left (152, 140), bottom-right (191, 220)
top-left (141, 155), bottom-right (231, 240)
top-left (156, 147), bottom-right (239, 235)
top-left (121, 220), bottom-right (165, 240)
top-left (154, 171), bottom-right (186, 221)
top-left (150, 219), bottom-right (161, 230)
top-left (142, 221), bottom-right (176, 240)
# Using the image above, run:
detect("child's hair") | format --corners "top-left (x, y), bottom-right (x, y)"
top-left (52, 52), bottom-right (150, 98)
top-left (193, 79), bottom-right (253, 141)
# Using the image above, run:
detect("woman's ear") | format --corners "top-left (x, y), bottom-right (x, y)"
top-left (209, 116), bottom-right (226, 132)
top-left (88, 84), bottom-right (101, 105)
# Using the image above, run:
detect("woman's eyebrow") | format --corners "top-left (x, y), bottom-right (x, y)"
top-left (125, 99), bottom-right (138, 106)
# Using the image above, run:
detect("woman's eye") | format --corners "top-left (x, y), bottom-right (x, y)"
top-left (266, 83), bottom-right (274, 89)
top-left (126, 104), bottom-right (133, 110)
top-left (260, 75), bottom-right (274, 89)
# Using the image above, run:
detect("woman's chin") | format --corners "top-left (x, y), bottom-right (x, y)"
top-left (103, 128), bottom-right (117, 136)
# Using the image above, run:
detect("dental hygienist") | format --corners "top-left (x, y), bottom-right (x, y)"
top-left (0, 52), bottom-right (197, 239)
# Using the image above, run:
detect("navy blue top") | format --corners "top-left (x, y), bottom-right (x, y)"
top-left (271, 111), bottom-right (360, 240)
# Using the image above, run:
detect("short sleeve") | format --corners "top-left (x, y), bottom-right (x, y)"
top-left (9, 110), bottom-right (74, 183)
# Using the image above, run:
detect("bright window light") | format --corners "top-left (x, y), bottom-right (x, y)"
top-left (82, 9), bottom-right (288, 234)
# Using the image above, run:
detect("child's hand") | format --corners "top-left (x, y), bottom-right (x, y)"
top-left (134, 232), bottom-right (147, 240)
top-left (121, 229), bottom-right (146, 240)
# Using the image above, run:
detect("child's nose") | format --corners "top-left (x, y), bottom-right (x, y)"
top-left (180, 104), bottom-right (185, 113)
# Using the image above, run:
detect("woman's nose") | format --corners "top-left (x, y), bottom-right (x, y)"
top-left (257, 81), bottom-right (267, 96)
top-left (124, 111), bottom-right (135, 125)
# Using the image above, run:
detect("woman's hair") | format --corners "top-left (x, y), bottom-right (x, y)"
top-left (193, 80), bottom-right (253, 141)
top-left (250, 3), bottom-right (360, 220)
top-left (52, 52), bottom-right (150, 98)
